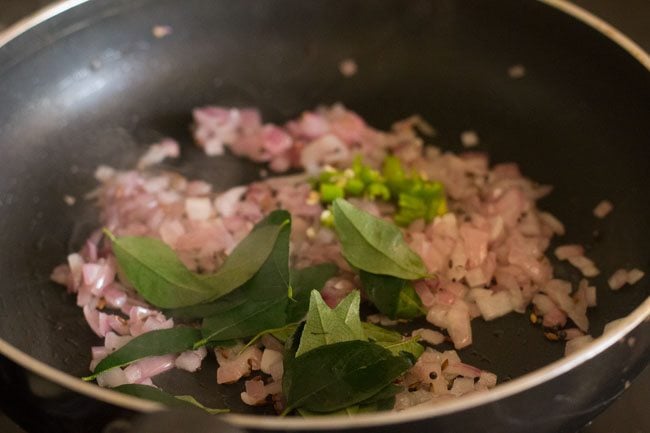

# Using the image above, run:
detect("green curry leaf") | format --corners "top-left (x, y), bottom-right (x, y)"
top-left (360, 271), bottom-right (424, 319)
top-left (298, 383), bottom-right (402, 416)
top-left (331, 199), bottom-right (428, 280)
top-left (361, 322), bottom-right (424, 359)
top-left (196, 212), bottom-right (291, 346)
top-left (287, 263), bottom-right (338, 323)
top-left (361, 322), bottom-right (402, 343)
top-left (196, 298), bottom-right (287, 348)
top-left (169, 263), bottom-right (337, 322)
top-left (283, 340), bottom-right (412, 413)
top-left (113, 384), bottom-right (228, 414)
top-left (107, 210), bottom-right (289, 309)
top-left (107, 233), bottom-right (213, 309)
top-left (295, 291), bottom-right (365, 357)
top-left (84, 327), bottom-right (202, 380)
top-left (376, 336), bottom-right (424, 359)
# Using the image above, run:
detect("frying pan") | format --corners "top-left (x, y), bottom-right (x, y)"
top-left (0, 0), bottom-right (648, 432)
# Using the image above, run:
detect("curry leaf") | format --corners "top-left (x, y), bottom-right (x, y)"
top-left (335, 291), bottom-right (365, 339)
top-left (376, 336), bottom-right (424, 359)
top-left (284, 322), bottom-right (304, 363)
top-left (283, 340), bottom-right (412, 413)
top-left (196, 298), bottom-right (287, 348)
top-left (361, 322), bottom-right (402, 343)
top-left (233, 263), bottom-right (341, 352)
top-left (240, 323), bottom-right (300, 353)
top-left (394, 284), bottom-right (426, 319)
top-left (113, 384), bottom-right (228, 414)
top-left (166, 296), bottom-right (247, 321)
top-left (331, 198), bottom-right (428, 280)
top-left (361, 322), bottom-right (424, 359)
top-left (295, 291), bottom-right (365, 357)
top-left (107, 232), bottom-right (213, 309)
top-left (359, 383), bottom-right (402, 406)
top-left (174, 395), bottom-right (230, 415)
top-left (199, 210), bottom-right (290, 292)
top-left (287, 263), bottom-right (338, 322)
top-left (171, 263), bottom-right (337, 322)
top-left (357, 397), bottom-right (397, 413)
top-left (298, 383), bottom-right (402, 416)
top-left (360, 271), bottom-right (424, 319)
top-left (196, 212), bottom-right (291, 346)
top-left (271, 324), bottom-right (300, 343)
top-left (84, 328), bottom-right (202, 380)
top-left (107, 210), bottom-right (289, 309)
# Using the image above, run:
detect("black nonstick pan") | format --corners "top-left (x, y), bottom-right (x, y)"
top-left (0, 1), bottom-right (648, 432)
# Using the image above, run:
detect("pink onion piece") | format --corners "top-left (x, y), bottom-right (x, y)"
top-left (82, 261), bottom-right (115, 296)
top-left (216, 346), bottom-right (263, 385)
top-left (554, 244), bottom-right (584, 261)
top-left (137, 139), bottom-right (180, 170)
top-left (567, 255), bottom-right (600, 277)
top-left (471, 289), bottom-right (513, 321)
top-left (50, 264), bottom-right (70, 286)
top-left (565, 335), bottom-right (594, 356)
top-left (260, 349), bottom-right (284, 381)
top-left (241, 378), bottom-right (268, 406)
top-left (124, 355), bottom-right (176, 384)
top-left (627, 268), bottom-right (645, 285)
top-left (103, 284), bottom-right (128, 310)
top-left (97, 367), bottom-right (128, 388)
top-left (175, 347), bottom-right (208, 372)
top-left (593, 200), bottom-right (613, 218)
top-left (104, 332), bottom-right (133, 352)
top-left (412, 328), bottom-right (445, 346)
top-left (446, 302), bottom-right (472, 349)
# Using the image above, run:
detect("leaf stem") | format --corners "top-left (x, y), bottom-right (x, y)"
top-left (102, 227), bottom-right (116, 242)
top-left (192, 339), bottom-right (208, 350)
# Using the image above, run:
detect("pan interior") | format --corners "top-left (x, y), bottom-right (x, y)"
top-left (0, 0), bottom-right (648, 414)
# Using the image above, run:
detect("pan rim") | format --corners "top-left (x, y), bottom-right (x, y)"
top-left (1, 0), bottom-right (649, 72)
top-left (0, 0), bottom-right (648, 429)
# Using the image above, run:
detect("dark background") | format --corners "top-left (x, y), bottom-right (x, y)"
top-left (0, 1), bottom-right (648, 432)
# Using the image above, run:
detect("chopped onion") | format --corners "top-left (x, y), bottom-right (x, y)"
top-left (185, 197), bottom-right (212, 221)
top-left (565, 335), bottom-right (594, 356)
top-left (608, 268), bottom-right (646, 290)
top-left (471, 289), bottom-right (513, 321)
top-left (300, 134), bottom-right (350, 174)
top-left (567, 255), bottom-right (600, 277)
top-left (460, 130), bottom-right (480, 148)
top-left (137, 139), bottom-right (180, 169)
top-left (593, 200), bottom-right (613, 218)
top-left (412, 328), bottom-right (445, 346)
top-left (260, 349), bottom-right (284, 381)
top-left (554, 244), bottom-right (584, 261)
top-left (450, 377), bottom-right (475, 396)
top-left (96, 367), bottom-right (128, 388)
top-left (446, 302), bottom-right (472, 349)
top-left (216, 346), bottom-right (262, 385)
top-left (214, 186), bottom-right (247, 218)
top-left (338, 58), bottom-right (358, 77)
top-left (175, 347), bottom-right (208, 372)
top-left (626, 268), bottom-right (645, 285)
top-left (124, 355), bottom-right (176, 383)
top-left (241, 378), bottom-right (267, 406)
top-left (608, 269), bottom-right (629, 290)
top-left (104, 332), bottom-right (133, 352)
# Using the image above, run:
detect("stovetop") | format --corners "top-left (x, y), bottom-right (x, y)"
top-left (0, 1), bottom-right (648, 432)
